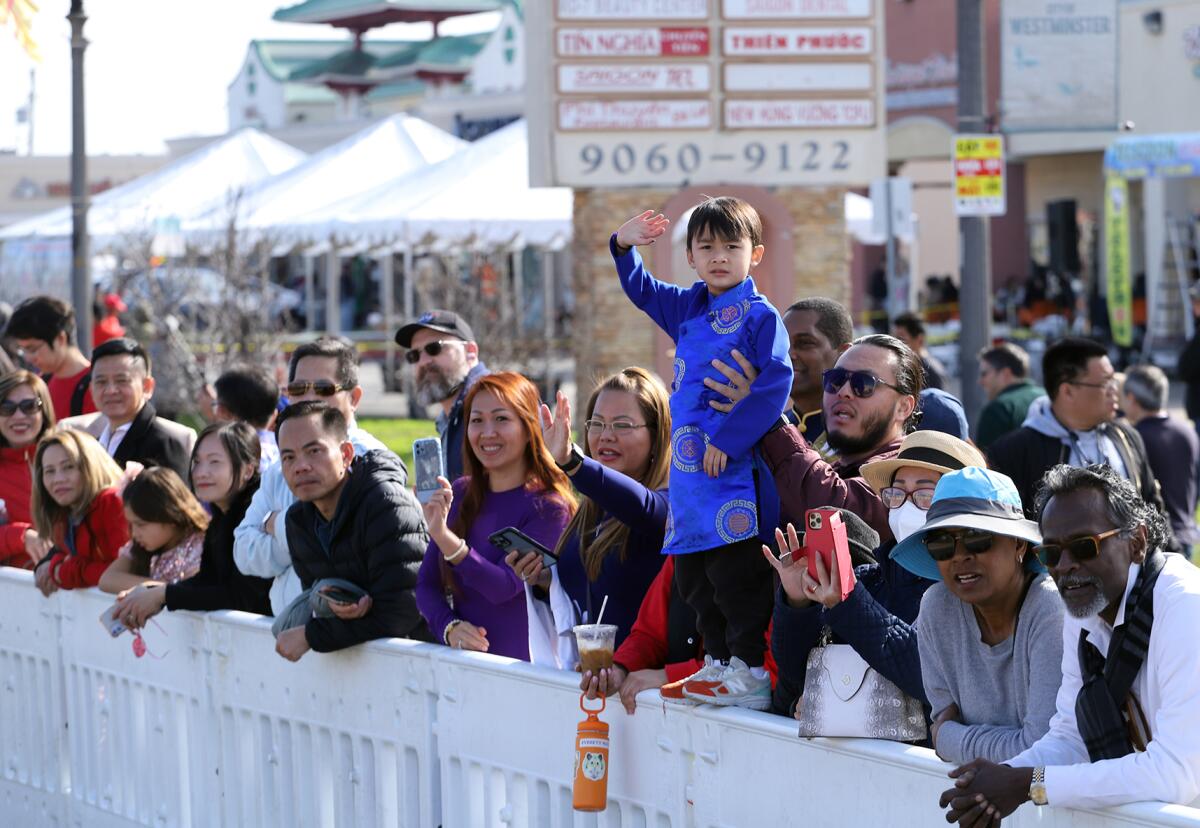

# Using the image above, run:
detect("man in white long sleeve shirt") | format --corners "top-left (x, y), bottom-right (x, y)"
top-left (939, 464), bottom-right (1200, 825)
top-left (234, 338), bottom-right (388, 614)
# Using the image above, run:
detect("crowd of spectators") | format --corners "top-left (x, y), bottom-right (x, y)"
top-left (3, 195), bottom-right (1200, 822)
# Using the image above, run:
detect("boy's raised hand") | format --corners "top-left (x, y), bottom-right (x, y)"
top-left (616, 210), bottom-right (670, 249)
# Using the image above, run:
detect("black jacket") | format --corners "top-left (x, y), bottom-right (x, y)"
top-left (988, 419), bottom-right (1167, 520)
top-left (166, 479), bottom-right (273, 614)
top-left (1178, 329), bottom-right (1200, 420)
top-left (286, 449), bottom-right (432, 652)
top-left (440, 362), bottom-right (489, 482)
top-left (112, 401), bottom-right (192, 481)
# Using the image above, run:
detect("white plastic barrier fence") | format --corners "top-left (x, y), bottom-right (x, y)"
top-left (3, 569), bottom-right (1199, 827)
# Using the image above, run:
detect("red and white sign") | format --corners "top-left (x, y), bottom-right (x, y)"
top-left (556, 27), bottom-right (710, 57)
top-left (723, 27), bottom-right (872, 55)
top-left (558, 0), bottom-right (708, 20)
top-left (724, 62), bottom-right (872, 92)
top-left (559, 63), bottom-right (712, 93)
top-left (724, 98), bottom-right (875, 128)
top-left (722, 0), bottom-right (872, 19)
top-left (559, 100), bottom-right (713, 130)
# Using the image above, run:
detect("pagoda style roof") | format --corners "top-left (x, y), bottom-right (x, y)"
top-left (284, 33), bottom-right (488, 89)
top-left (272, 0), bottom-right (501, 29)
top-left (413, 32), bottom-right (489, 78)
top-left (252, 39), bottom-right (418, 81)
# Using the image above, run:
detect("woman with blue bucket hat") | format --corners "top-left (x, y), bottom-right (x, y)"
top-left (892, 466), bottom-right (1066, 764)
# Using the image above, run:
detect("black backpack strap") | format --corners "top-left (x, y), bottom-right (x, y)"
top-left (70, 371), bottom-right (91, 417)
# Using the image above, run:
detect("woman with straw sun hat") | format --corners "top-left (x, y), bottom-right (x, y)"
top-left (766, 429), bottom-right (987, 718)
top-left (891, 466), bottom-right (1065, 763)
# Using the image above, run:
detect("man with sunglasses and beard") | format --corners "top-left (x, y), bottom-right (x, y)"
top-left (937, 464), bottom-right (1200, 826)
top-left (395, 309), bottom-right (489, 482)
top-left (233, 337), bottom-right (390, 616)
top-left (711, 333), bottom-right (921, 540)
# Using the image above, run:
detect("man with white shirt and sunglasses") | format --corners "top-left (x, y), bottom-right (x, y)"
top-left (233, 337), bottom-right (389, 615)
top-left (395, 309), bottom-right (490, 483)
top-left (938, 463), bottom-right (1200, 825)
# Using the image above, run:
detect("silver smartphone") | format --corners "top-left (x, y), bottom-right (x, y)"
top-left (412, 437), bottom-right (444, 504)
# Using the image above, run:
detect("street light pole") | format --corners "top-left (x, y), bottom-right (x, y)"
top-left (68, 0), bottom-right (91, 350)
top-left (956, 0), bottom-right (991, 430)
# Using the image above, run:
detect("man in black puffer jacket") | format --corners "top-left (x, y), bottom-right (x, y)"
top-left (273, 401), bottom-right (431, 661)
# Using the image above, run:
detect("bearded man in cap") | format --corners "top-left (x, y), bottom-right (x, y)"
top-left (395, 310), bottom-right (489, 482)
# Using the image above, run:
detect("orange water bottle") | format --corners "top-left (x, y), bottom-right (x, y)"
top-left (572, 694), bottom-right (610, 812)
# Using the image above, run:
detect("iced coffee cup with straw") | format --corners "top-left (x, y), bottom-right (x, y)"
top-left (574, 595), bottom-right (616, 674)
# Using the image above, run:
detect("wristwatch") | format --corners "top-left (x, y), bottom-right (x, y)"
top-left (558, 442), bottom-right (585, 475)
top-left (1029, 767), bottom-right (1048, 806)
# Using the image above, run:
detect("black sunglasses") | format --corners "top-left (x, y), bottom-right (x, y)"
top-left (822, 368), bottom-right (904, 398)
top-left (924, 528), bottom-right (997, 561)
top-left (0, 398), bottom-right (43, 417)
top-left (1033, 528), bottom-right (1123, 568)
top-left (284, 381), bottom-right (353, 398)
top-left (405, 340), bottom-right (458, 365)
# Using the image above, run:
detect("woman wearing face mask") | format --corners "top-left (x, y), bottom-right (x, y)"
top-left (763, 431), bottom-right (986, 718)
top-left (891, 466), bottom-right (1063, 764)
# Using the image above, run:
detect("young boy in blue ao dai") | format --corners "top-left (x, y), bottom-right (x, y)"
top-left (610, 197), bottom-right (792, 709)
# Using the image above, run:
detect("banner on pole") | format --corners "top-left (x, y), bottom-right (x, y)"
top-left (1104, 175), bottom-right (1133, 347)
top-left (953, 134), bottom-right (1006, 216)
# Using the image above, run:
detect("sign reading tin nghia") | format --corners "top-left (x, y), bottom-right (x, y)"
top-left (527, 0), bottom-right (886, 186)
top-left (953, 134), bottom-right (1006, 216)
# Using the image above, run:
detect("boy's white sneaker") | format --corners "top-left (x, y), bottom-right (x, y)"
top-left (662, 654), bottom-right (725, 705)
top-left (683, 656), bottom-right (770, 710)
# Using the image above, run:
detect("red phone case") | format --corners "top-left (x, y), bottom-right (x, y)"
top-left (795, 508), bottom-right (855, 601)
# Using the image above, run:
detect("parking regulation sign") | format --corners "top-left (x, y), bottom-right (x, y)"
top-left (953, 134), bottom-right (1006, 216)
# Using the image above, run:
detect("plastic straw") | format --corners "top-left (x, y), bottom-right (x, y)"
top-left (595, 594), bottom-right (609, 626)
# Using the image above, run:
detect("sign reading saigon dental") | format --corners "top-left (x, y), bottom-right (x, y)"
top-left (526, 0), bottom-right (887, 187)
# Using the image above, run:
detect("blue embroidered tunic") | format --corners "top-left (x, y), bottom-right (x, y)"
top-left (610, 235), bottom-right (792, 556)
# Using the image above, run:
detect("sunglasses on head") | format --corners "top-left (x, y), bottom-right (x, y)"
top-left (924, 528), bottom-right (997, 561)
top-left (0, 398), bottom-right (42, 417)
top-left (1032, 528), bottom-right (1123, 568)
top-left (822, 367), bottom-right (903, 398)
top-left (284, 381), bottom-right (353, 398)
top-left (405, 340), bottom-right (458, 364)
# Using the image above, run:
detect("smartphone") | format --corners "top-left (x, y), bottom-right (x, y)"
top-left (99, 603), bottom-right (128, 638)
top-left (799, 507), bottom-right (856, 601)
top-left (412, 437), bottom-right (444, 504)
top-left (488, 526), bottom-right (559, 568)
top-left (319, 586), bottom-right (362, 605)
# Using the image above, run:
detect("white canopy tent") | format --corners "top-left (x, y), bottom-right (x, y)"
top-left (0, 129), bottom-right (306, 246)
top-left (184, 114), bottom-right (466, 248)
top-left (270, 119), bottom-right (572, 248)
top-left (0, 129), bottom-right (307, 303)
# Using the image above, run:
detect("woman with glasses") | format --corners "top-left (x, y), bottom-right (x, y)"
top-left (522, 368), bottom-right (671, 655)
top-left (0, 371), bottom-right (57, 568)
top-left (763, 430), bottom-right (985, 718)
top-left (891, 466), bottom-right (1064, 763)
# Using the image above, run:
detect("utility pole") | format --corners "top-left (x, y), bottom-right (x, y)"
top-left (69, 0), bottom-right (91, 350)
top-left (956, 0), bottom-right (990, 429)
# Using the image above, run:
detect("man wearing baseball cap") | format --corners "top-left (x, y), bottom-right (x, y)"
top-left (93, 293), bottom-right (127, 349)
top-left (395, 310), bottom-right (489, 481)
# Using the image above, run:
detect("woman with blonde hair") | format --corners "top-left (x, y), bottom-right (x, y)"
top-left (31, 428), bottom-right (129, 596)
top-left (528, 367), bottom-right (671, 647)
top-left (416, 372), bottom-right (576, 660)
top-left (0, 370), bottom-right (57, 568)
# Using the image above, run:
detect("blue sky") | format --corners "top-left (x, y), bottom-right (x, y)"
top-left (0, 1), bottom-right (498, 156)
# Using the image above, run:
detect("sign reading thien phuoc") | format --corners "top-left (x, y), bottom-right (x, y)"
top-left (526, 0), bottom-right (887, 187)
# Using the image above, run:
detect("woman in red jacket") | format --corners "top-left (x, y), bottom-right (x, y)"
top-left (0, 371), bottom-right (57, 568)
top-left (31, 428), bottom-right (129, 596)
